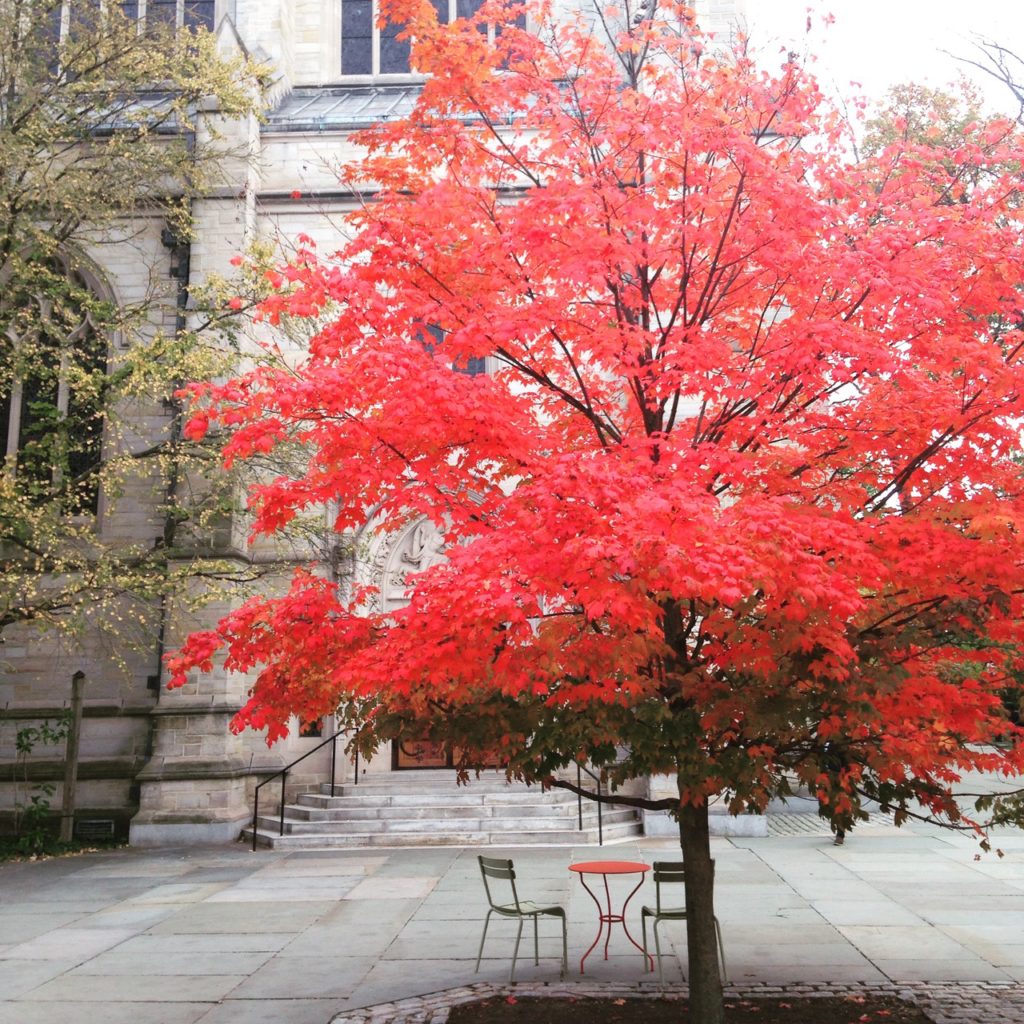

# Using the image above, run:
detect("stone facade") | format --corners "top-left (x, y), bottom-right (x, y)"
top-left (0, 0), bottom-right (747, 846)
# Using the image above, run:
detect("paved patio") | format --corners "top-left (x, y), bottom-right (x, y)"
top-left (1, 818), bottom-right (1023, 1024)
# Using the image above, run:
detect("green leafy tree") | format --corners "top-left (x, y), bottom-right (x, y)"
top-left (0, 0), bottom-right (270, 645)
top-left (860, 80), bottom-right (984, 157)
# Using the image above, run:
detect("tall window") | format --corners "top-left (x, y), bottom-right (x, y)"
top-left (133, 0), bottom-right (216, 32)
top-left (46, 0), bottom-right (216, 39)
top-left (0, 260), bottom-right (108, 516)
top-left (182, 1), bottom-right (215, 30)
top-left (341, 0), bottom-right (520, 76)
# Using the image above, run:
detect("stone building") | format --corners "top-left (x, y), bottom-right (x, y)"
top-left (0, 0), bottom-right (747, 848)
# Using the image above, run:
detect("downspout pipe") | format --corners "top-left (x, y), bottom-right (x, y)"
top-left (147, 128), bottom-right (195, 699)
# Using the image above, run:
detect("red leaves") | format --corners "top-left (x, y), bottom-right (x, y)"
top-left (182, 413), bottom-right (209, 441)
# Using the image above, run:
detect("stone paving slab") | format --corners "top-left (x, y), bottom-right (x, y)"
top-left (3, 926), bottom-right (141, 961)
top-left (345, 875), bottom-right (439, 900)
top-left (0, 911), bottom-right (86, 943)
top-left (205, 878), bottom-right (362, 902)
top-left (124, 882), bottom-right (231, 904)
top-left (805, 897), bottom-right (924, 926)
top-left (114, 932), bottom-right (295, 953)
top-left (0, 960), bottom-right (85, 999)
top-left (866, 959), bottom-right (1011, 983)
top-left (194, 999), bottom-right (354, 1024)
top-left (145, 898), bottom-right (337, 933)
top-left (229, 955), bottom-right (376, 999)
top-left (20, 972), bottom-right (248, 1002)
top-left (0, 1002), bottom-right (211, 1024)
top-left (68, 949), bottom-right (276, 976)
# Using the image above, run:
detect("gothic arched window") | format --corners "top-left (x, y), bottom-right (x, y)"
top-left (0, 258), bottom-right (109, 516)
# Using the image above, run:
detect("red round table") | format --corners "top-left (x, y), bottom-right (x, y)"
top-left (569, 860), bottom-right (654, 973)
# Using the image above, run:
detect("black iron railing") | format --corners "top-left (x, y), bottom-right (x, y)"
top-left (576, 763), bottom-right (604, 846)
top-left (251, 729), bottom-right (353, 851)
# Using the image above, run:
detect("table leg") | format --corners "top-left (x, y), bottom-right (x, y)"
top-left (576, 874), bottom-right (606, 974)
top-left (620, 876), bottom-right (655, 970)
top-left (602, 874), bottom-right (614, 960)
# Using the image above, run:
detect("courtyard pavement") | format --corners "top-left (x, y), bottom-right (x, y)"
top-left (1, 817), bottom-right (1023, 1024)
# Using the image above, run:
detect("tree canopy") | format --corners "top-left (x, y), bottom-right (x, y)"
top-left (169, 2), bottom-right (1024, 1018)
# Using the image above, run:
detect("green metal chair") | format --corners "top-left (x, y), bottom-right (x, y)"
top-left (641, 861), bottom-right (727, 984)
top-left (475, 855), bottom-right (568, 983)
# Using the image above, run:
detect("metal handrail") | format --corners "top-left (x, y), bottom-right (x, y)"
top-left (251, 728), bottom-right (348, 852)
top-left (576, 763), bottom-right (604, 846)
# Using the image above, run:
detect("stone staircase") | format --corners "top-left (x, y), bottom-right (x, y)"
top-left (244, 770), bottom-right (643, 849)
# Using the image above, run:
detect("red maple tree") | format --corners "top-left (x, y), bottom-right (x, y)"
top-left (170, 3), bottom-right (1024, 1018)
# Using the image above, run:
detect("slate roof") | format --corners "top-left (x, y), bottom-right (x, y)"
top-left (263, 86), bottom-right (423, 132)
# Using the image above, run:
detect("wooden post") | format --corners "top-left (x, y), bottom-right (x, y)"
top-left (59, 671), bottom-right (85, 843)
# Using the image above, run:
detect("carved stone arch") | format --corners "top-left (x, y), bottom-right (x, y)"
top-left (356, 514), bottom-right (448, 613)
top-left (59, 244), bottom-right (116, 298)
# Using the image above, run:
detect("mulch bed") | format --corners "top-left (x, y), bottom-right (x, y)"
top-left (447, 995), bottom-right (932, 1024)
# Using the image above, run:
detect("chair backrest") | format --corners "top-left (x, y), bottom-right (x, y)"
top-left (478, 855), bottom-right (522, 912)
top-left (652, 860), bottom-right (715, 914)
top-left (652, 861), bottom-right (685, 914)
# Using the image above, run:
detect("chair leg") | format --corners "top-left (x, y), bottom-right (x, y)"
top-left (715, 916), bottom-right (727, 983)
top-left (559, 916), bottom-right (568, 980)
top-left (533, 915), bottom-right (539, 966)
top-left (475, 910), bottom-right (493, 974)
top-left (641, 913), bottom-right (650, 973)
top-left (653, 919), bottom-right (664, 986)
top-left (510, 918), bottom-right (524, 984)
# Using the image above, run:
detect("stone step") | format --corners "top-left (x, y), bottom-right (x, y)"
top-left (326, 781), bottom-right (572, 798)
top-left (297, 790), bottom-right (579, 811)
top-left (255, 807), bottom-right (638, 834)
top-left (329, 770), bottom-right (591, 791)
top-left (287, 802), bottom-right (611, 821)
top-left (244, 819), bottom-right (643, 849)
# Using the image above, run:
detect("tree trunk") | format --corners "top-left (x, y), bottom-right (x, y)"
top-left (678, 799), bottom-right (724, 1024)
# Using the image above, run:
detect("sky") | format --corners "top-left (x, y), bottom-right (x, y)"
top-left (744, 0), bottom-right (1024, 117)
